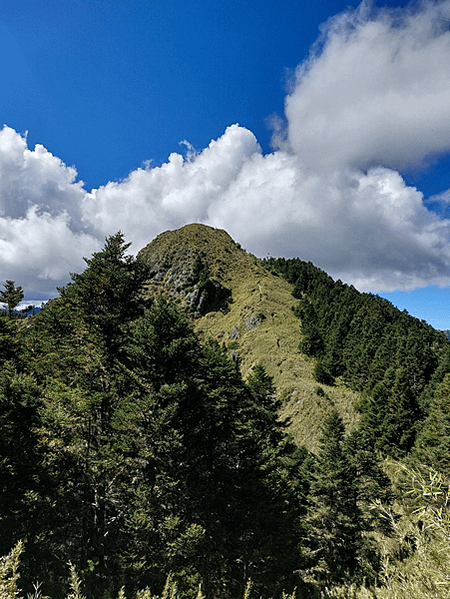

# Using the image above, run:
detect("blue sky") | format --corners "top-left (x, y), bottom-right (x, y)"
top-left (2, 0), bottom-right (450, 329)
top-left (2, 0), bottom-right (401, 191)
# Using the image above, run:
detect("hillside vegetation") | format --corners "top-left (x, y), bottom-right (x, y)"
top-left (2, 225), bottom-right (450, 599)
top-left (263, 256), bottom-right (449, 458)
top-left (138, 224), bottom-right (360, 452)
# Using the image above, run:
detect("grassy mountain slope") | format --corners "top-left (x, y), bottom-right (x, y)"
top-left (138, 223), bottom-right (360, 452)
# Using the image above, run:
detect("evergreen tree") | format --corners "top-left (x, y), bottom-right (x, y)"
top-left (68, 231), bottom-right (151, 355)
top-left (305, 411), bottom-right (390, 588)
top-left (4, 236), bottom-right (308, 599)
top-left (265, 255), bottom-right (448, 459)
top-left (306, 411), bottom-right (359, 585)
top-left (0, 364), bottom-right (42, 565)
top-left (12, 234), bottom-right (154, 597)
top-left (313, 360), bottom-right (334, 386)
top-left (360, 368), bottom-right (421, 457)
top-left (413, 373), bottom-right (450, 475)
top-left (0, 280), bottom-right (24, 318)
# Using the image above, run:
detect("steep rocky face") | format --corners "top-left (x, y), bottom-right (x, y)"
top-left (138, 224), bottom-right (233, 314)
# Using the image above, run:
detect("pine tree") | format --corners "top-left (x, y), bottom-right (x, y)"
top-left (306, 411), bottom-right (390, 587)
top-left (0, 280), bottom-right (24, 318)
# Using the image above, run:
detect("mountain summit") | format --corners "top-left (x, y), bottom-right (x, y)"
top-left (138, 223), bottom-right (360, 450)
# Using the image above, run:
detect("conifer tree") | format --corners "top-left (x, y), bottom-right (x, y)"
top-left (360, 367), bottom-right (421, 458)
top-left (13, 233), bottom-right (154, 597)
top-left (413, 373), bottom-right (450, 475)
top-left (6, 236), bottom-right (309, 599)
top-left (306, 411), bottom-right (359, 585)
top-left (306, 411), bottom-right (390, 588)
top-left (0, 280), bottom-right (24, 318)
top-left (68, 231), bottom-right (151, 355)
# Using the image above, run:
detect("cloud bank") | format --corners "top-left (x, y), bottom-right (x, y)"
top-left (2, 0), bottom-right (450, 296)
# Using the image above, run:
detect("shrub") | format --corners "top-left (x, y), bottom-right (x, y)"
top-left (314, 361), bottom-right (335, 386)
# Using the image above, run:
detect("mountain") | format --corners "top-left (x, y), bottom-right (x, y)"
top-left (138, 224), bottom-right (360, 452)
top-left (3, 226), bottom-right (450, 599)
top-left (138, 223), bottom-right (450, 457)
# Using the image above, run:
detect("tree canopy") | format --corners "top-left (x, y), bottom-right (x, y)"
top-left (0, 234), bottom-right (309, 599)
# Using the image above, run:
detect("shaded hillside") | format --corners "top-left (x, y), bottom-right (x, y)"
top-left (138, 224), bottom-right (360, 452)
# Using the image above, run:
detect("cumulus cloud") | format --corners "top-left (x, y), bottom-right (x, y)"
top-left (284, 0), bottom-right (450, 172)
top-left (80, 119), bottom-right (450, 292)
top-left (0, 126), bottom-right (100, 296)
top-left (81, 124), bottom-right (260, 243)
top-left (3, 1), bottom-right (450, 297)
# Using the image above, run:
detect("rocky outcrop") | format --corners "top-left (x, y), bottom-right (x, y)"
top-left (244, 313), bottom-right (260, 330)
top-left (141, 236), bottom-right (231, 315)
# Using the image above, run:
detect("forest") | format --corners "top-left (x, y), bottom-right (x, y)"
top-left (2, 232), bottom-right (450, 599)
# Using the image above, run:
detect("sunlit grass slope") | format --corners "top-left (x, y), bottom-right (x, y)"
top-left (138, 223), bottom-right (360, 452)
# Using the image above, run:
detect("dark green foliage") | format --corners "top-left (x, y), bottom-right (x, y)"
top-left (0, 365), bottom-right (42, 558)
top-left (359, 368), bottom-right (421, 457)
top-left (413, 374), bottom-right (450, 475)
top-left (264, 257), bottom-right (448, 457)
top-left (67, 231), bottom-right (151, 354)
top-left (192, 252), bottom-right (207, 281)
top-left (0, 280), bottom-right (24, 317)
top-left (5, 234), bottom-right (450, 598)
top-left (314, 360), bottom-right (334, 386)
top-left (0, 314), bottom-right (16, 364)
top-left (305, 412), bottom-right (390, 588)
top-left (190, 250), bottom-right (231, 314)
top-left (195, 277), bottom-right (231, 314)
top-left (306, 411), bottom-right (359, 584)
top-left (416, 344), bottom-right (450, 413)
top-left (0, 235), bottom-right (307, 599)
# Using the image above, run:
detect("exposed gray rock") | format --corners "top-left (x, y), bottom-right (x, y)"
top-left (229, 351), bottom-right (241, 364)
top-left (230, 326), bottom-right (239, 340)
top-left (244, 313), bottom-right (260, 331)
top-left (144, 246), bottom-right (231, 315)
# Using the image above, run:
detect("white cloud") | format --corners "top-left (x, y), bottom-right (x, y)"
top-left (0, 206), bottom-right (99, 280)
top-left (3, 1), bottom-right (450, 296)
top-left (0, 126), bottom-right (87, 221)
top-left (0, 126), bottom-right (100, 295)
top-left (81, 124), bottom-right (260, 247)
top-left (82, 123), bottom-right (450, 292)
top-left (284, 0), bottom-right (450, 172)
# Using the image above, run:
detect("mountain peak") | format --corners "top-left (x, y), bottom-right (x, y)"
top-left (138, 224), bottom-right (360, 451)
top-left (138, 223), bottom-right (243, 314)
